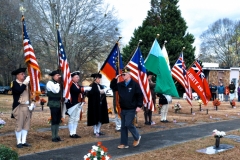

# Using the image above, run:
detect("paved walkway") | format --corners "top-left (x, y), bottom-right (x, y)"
top-left (19, 119), bottom-right (240, 160)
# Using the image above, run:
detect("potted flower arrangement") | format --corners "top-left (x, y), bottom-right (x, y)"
top-left (40, 98), bottom-right (47, 111)
top-left (0, 118), bottom-right (6, 129)
top-left (212, 98), bottom-right (221, 110)
top-left (230, 100), bottom-right (236, 108)
top-left (173, 101), bottom-right (181, 113)
top-left (212, 129), bottom-right (226, 148)
top-left (84, 142), bottom-right (111, 160)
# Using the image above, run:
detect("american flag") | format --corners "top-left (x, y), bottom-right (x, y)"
top-left (57, 30), bottom-right (72, 101)
top-left (22, 18), bottom-right (41, 100)
top-left (171, 53), bottom-right (192, 106)
top-left (126, 47), bottom-right (154, 111)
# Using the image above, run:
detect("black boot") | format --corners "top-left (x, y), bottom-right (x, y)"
top-left (148, 110), bottom-right (152, 124)
top-left (144, 109), bottom-right (150, 125)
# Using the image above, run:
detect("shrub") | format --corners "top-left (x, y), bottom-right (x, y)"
top-left (0, 145), bottom-right (18, 160)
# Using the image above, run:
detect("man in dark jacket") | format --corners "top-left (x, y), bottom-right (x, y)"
top-left (210, 82), bottom-right (217, 100)
top-left (46, 70), bottom-right (62, 142)
top-left (229, 81), bottom-right (236, 101)
top-left (217, 83), bottom-right (224, 101)
top-left (110, 67), bottom-right (143, 149)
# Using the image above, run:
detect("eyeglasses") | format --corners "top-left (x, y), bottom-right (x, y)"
top-left (121, 74), bottom-right (126, 76)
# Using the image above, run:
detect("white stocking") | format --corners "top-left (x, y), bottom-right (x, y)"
top-left (73, 123), bottom-right (78, 135)
top-left (97, 122), bottom-right (102, 133)
top-left (21, 130), bottom-right (28, 144)
top-left (161, 110), bottom-right (164, 121)
top-left (164, 104), bottom-right (169, 120)
top-left (15, 131), bottom-right (22, 144)
top-left (93, 125), bottom-right (97, 134)
top-left (68, 123), bottom-right (74, 135)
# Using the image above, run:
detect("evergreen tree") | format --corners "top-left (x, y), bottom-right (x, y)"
top-left (122, 0), bottom-right (195, 96)
top-left (122, 0), bottom-right (195, 68)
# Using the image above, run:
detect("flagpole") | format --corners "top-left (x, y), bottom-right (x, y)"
top-left (163, 40), bottom-right (167, 48)
top-left (174, 47), bottom-right (186, 84)
top-left (125, 39), bottom-right (142, 65)
top-left (186, 53), bottom-right (203, 71)
top-left (117, 36), bottom-right (122, 43)
top-left (56, 23), bottom-right (64, 118)
top-left (116, 36), bottom-right (122, 71)
top-left (20, 5), bottom-right (33, 103)
top-left (56, 23), bottom-right (60, 68)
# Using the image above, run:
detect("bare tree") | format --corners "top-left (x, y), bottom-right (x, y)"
top-left (200, 18), bottom-right (240, 68)
top-left (0, 0), bottom-right (24, 85)
top-left (22, 0), bottom-right (120, 82)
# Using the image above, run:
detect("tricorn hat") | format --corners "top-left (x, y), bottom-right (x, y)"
top-left (122, 67), bottom-right (131, 74)
top-left (11, 68), bottom-right (26, 75)
top-left (49, 70), bottom-right (61, 76)
top-left (71, 71), bottom-right (80, 77)
top-left (147, 71), bottom-right (154, 76)
top-left (91, 73), bottom-right (102, 78)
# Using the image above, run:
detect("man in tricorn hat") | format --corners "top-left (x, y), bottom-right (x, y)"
top-left (11, 67), bottom-right (33, 148)
top-left (87, 73), bottom-right (109, 136)
top-left (110, 67), bottom-right (143, 149)
top-left (66, 71), bottom-right (91, 138)
top-left (46, 70), bottom-right (63, 142)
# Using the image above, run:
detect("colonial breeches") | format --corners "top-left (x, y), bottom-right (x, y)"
top-left (50, 107), bottom-right (61, 125)
top-left (14, 104), bottom-right (32, 132)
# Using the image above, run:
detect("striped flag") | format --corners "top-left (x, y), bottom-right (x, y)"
top-left (22, 18), bottom-right (41, 100)
top-left (57, 30), bottom-right (72, 101)
top-left (126, 47), bottom-right (154, 111)
top-left (171, 53), bottom-right (192, 106)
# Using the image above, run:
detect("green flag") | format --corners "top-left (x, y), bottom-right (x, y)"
top-left (145, 39), bottom-right (179, 97)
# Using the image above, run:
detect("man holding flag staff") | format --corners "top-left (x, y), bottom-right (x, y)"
top-left (46, 70), bottom-right (63, 142)
top-left (11, 68), bottom-right (33, 148)
top-left (66, 71), bottom-right (91, 138)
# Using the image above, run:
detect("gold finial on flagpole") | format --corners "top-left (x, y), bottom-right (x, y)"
top-left (19, 5), bottom-right (26, 15)
top-left (182, 47), bottom-right (185, 51)
top-left (138, 39), bottom-right (142, 46)
top-left (196, 53), bottom-right (202, 60)
top-left (56, 23), bottom-right (59, 29)
top-left (156, 34), bottom-right (160, 38)
top-left (117, 36), bottom-right (122, 42)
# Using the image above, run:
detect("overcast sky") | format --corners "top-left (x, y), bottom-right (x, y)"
top-left (104, 0), bottom-right (240, 55)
